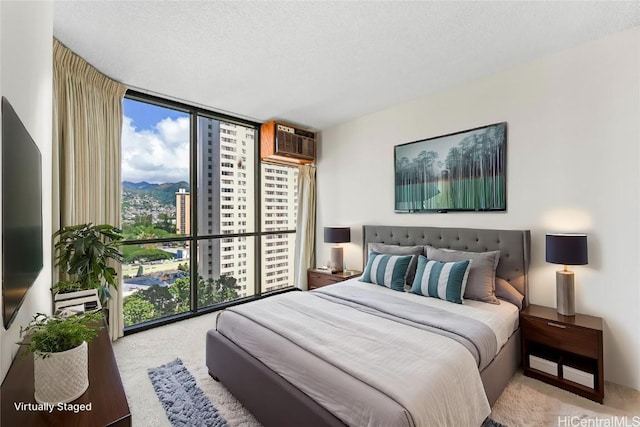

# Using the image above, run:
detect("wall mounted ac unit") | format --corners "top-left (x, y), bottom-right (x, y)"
top-left (260, 120), bottom-right (315, 165)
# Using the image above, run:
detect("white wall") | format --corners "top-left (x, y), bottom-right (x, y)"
top-left (318, 28), bottom-right (640, 391)
top-left (0, 1), bottom-right (53, 382)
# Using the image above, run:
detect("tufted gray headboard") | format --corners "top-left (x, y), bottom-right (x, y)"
top-left (363, 225), bottom-right (531, 307)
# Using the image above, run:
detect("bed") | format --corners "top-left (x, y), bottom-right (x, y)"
top-left (206, 225), bottom-right (531, 427)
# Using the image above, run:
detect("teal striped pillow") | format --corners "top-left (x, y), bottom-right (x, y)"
top-left (411, 255), bottom-right (472, 304)
top-left (360, 251), bottom-right (413, 292)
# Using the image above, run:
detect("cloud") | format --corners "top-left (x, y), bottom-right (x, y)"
top-left (156, 117), bottom-right (188, 148)
top-left (121, 115), bottom-right (189, 183)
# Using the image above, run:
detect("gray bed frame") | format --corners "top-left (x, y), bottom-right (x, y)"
top-left (206, 225), bottom-right (531, 427)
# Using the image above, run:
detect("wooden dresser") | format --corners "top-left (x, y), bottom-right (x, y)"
top-left (1, 325), bottom-right (131, 426)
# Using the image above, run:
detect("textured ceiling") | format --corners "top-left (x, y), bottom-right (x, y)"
top-left (53, 1), bottom-right (639, 130)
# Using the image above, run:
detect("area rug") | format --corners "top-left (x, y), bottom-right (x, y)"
top-left (482, 418), bottom-right (506, 427)
top-left (148, 358), bottom-right (228, 427)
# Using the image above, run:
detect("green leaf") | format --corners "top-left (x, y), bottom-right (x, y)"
top-left (18, 311), bottom-right (104, 354)
top-left (53, 223), bottom-right (123, 304)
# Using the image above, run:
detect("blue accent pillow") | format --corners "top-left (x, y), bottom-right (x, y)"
top-left (411, 255), bottom-right (472, 304)
top-left (360, 251), bottom-right (413, 292)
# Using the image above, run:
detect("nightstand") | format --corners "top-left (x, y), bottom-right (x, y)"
top-left (521, 304), bottom-right (604, 403)
top-left (307, 269), bottom-right (362, 290)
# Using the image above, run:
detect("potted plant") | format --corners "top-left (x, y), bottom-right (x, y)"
top-left (53, 223), bottom-right (124, 307)
top-left (18, 310), bottom-right (104, 404)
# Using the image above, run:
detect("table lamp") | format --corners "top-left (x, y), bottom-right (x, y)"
top-left (545, 233), bottom-right (588, 316)
top-left (324, 227), bottom-right (350, 273)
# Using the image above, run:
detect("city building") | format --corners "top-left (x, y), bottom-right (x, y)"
top-left (196, 118), bottom-right (297, 298)
top-left (261, 166), bottom-right (298, 293)
top-left (175, 188), bottom-right (190, 235)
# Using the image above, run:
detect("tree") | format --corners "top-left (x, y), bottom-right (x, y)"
top-left (123, 293), bottom-right (156, 326)
top-left (123, 274), bottom-right (242, 327)
top-left (138, 285), bottom-right (176, 317)
top-left (197, 277), bottom-right (216, 307)
top-left (156, 213), bottom-right (176, 234)
top-left (133, 214), bottom-right (153, 227)
top-left (136, 230), bottom-right (158, 242)
top-left (166, 274), bottom-right (241, 311)
top-left (212, 275), bottom-right (241, 304)
top-left (168, 277), bottom-right (191, 313)
top-left (121, 245), bottom-right (174, 263)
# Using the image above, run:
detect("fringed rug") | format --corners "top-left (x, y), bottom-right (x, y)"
top-left (148, 358), bottom-right (228, 427)
top-left (483, 418), bottom-right (507, 427)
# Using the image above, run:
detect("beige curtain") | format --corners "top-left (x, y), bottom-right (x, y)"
top-left (294, 165), bottom-right (316, 290)
top-left (52, 39), bottom-right (127, 340)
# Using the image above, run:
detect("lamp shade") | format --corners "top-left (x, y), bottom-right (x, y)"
top-left (546, 233), bottom-right (588, 265)
top-left (324, 227), bottom-right (350, 244)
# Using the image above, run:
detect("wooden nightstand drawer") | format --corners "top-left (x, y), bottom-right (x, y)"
top-left (308, 272), bottom-right (343, 289)
top-left (307, 269), bottom-right (362, 290)
top-left (521, 316), bottom-right (598, 358)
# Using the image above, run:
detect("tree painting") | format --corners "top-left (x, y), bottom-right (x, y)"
top-left (395, 123), bottom-right (506, 211)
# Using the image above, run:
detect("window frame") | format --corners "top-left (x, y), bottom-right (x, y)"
top-left (122, 90), bottom-right (296, 334)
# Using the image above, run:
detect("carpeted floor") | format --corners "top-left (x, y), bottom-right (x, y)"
top-left (113, 311), bottom-right (640, 427)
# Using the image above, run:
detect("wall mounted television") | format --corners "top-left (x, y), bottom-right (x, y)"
top-left (394, 122), bottom-right (507, 213)
top-left (2, 96), bottom-right (43, 329)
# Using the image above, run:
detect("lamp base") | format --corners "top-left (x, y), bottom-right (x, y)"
top-left (556, 270), bottom-right (575, 316)
top-left (330, 246), bottom-right (344, 273)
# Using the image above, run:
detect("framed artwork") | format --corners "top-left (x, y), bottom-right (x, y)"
top-left (394, 122), bottom-right (506, 212)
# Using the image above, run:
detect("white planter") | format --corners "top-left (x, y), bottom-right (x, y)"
top-left (34, 341), bottom-right (88, 404)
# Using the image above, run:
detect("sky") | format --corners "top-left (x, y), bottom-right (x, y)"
top-left (122, 98), bottom-right (189, 184)
top-left (122, 98), bottom-right (186, 132)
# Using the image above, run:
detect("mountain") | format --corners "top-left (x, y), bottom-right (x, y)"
top-left (122, 181), bottom-right (190, 206)
top-left (122, 181), bottom-right (158, 190)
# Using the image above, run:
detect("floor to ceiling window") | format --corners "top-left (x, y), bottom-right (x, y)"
top-left (121, 92), bottom-right (298, 331)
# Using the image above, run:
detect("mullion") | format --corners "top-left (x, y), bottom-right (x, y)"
top-left (122, 90), bottom-right (297, 334)
top-left (189, 109), bottom-right (198, 314)
top-left (254, 128), bottom-right (262, 298)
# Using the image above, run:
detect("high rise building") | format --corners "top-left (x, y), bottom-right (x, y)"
top-left (175, 188), bottom-right (190, 235)
top-left (197, 119), bottom-right (255, 298)
top-left (261, 166), bottom-right (297, 293)
top-left (196, 118), bottom-right (298, 298)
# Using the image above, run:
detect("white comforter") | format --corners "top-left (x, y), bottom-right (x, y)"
top-left (217, 281), bottom-right (508, 427)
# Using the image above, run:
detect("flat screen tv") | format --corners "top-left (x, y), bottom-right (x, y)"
top-left (2, 96), bottom-right (43, 329)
